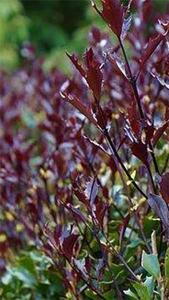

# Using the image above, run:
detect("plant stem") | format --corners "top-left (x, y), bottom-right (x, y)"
top-left (149, 141), bottom-right (160, 174)
top-left (118, 36), bottom-right (160, 184)
top-left (118, 37), bottom-right (144, 120)
top-left (106, 238), bottom-right (140, 282)
top-left (146, 163), bottom-right (157, 194)
top-left (105, 129), bottom-right (147, 199)
top-left (135, 213), bottom-right (151, 253)
top-left (95, 98), bottom-right (147, 198)
top-left (69, 259), bottom-right (106, 299)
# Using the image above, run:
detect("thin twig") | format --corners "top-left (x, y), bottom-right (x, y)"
top-left (146, 163), bottom-right (157, 194)
top-left (87, 175), bottom-right (140, 282)
top-left (118, 36), bottom-right (160, 187)
top-left (105, 129), bottom-right (147, 199)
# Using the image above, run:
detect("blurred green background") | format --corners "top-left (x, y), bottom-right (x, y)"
top-left (0, 0), bottom-right (95, 71)
top-left (0, 0), bottom-right (167, 71)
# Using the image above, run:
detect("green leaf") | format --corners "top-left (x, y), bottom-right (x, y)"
top-left (103, 289), bottom-right (116, 300)
top-left (165, 248), bottom-right (169, 282)
top-left (18, 255), bottom-right (36, 277)
top-left (9, 267), bottom-right (37, 287)
top-left (132, 282), bottom-right (150, 300)
top-left (29, 251), bottom-right (53, 269)
top-left (1, 271), bottom-right (13, 285)
top-left (143, 216), bottom-right (160, 237)
top-left (124, 288), bottom-right (138, 299)
top-left (107, 263), bottom-right (127, 283)
top-left (141, 251), bottom-right (160, 279)
top-left (85, 289), bottom-right (98, 299)
top-left (128, 239), bottom-right (143, 248)
top-left (144, 276), bottom-right (154, 297)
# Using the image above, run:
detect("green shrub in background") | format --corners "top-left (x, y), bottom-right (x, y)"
top-left (0, 0), bottom-right (29, 69)
top-left (0, 0), bottom-right (90, 71)
top-left (0, 249), bottom-right (64, 300)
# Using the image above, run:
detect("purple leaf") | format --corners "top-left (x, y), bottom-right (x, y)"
top-left (84, 178), bottom-right (99, 205)
top-left (119, 213), bottom-right (130, 247)
top-left (131, 141), bottom-right (149, 165)
top-left (152, 121), bottom-right (169, 146)
top-left (160, 173), bottom-right (169, 204)
top-left (92, 0), bottom-right (124, 37)
top-left (66, 204), bottom-right (87, 223)
top-left (148, 193), bottom-right (169, 239)
top-left (62, 234), bottom-right (79, 261)
top-left (73, 183), bottom-right (89, 207)
top-left (61, 90), bottom-right (98, 127)
top-left (142, 0), bottom-right (153, 22)
top-left (94, 198), bottom-right (108, 228)
top-left (66, 53), bottom-right (86, 78)
top-left (139, 34), bottom-right (164, 68)
top-left (85, 48), bottom-right (103, 100)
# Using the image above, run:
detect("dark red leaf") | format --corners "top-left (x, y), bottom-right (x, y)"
top-left (84, 178), bottom-right (98, 205)
top-left (142, 0), bottom-right (152, 22)
top-left (92, 0), bottom-right (124, 37)
top-left (27, 202), bottom-right (38, 222)
top-left (160, 172), bottom-right (169, 204)
top-left (67, 204), bottom-right (86, 223)
top-left (127, 101), bottom-right (142, 138)
top-left (152, 121), bottom-right (169, 146)
top-left (84, 136), bottom-right (111, 157)
top-left (62, 234), bottom-right (79, 260)
top-left (145, 123), bottom-right (155, 144)
top-left (131, 141), bottom-right (148, 165)
top-left (148, 193), bottom-right (169, 239)
top-left (66, 53), bottom-right (86, 78)
top-left (119, 213), bottom-right (130, 247)
top-left (73, 184), bottom-right (89, 207)
top-left (139, 34), bottom-right (164, 68)
top-left (151, 54), bottom-right (169, 89)
top-left (108, 52), bottom-right (128, 80)
top-left (54, 225), bottom-right (62, 243)
top-left (85, 48), bottom-right (103, 100)
top-left (67, 49), bottom-right (103, 100)
top-left (90, 26), bottom-right (101, 43)
top-left (95, 198), bottom-right (108, 228)
top-left (61, 91), bottom-right (98, 127)
top-left (165, 107), bottom-right (169, 121)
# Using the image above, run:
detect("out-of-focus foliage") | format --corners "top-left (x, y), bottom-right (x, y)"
top-left (20, 0), bottom-right (105, 72)
top-left (0, 249), bottom-right (64, 299)
top-left (0, 0), bottom-right (29, 69)
top-left (43, 7), bottom-right (106, 72)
